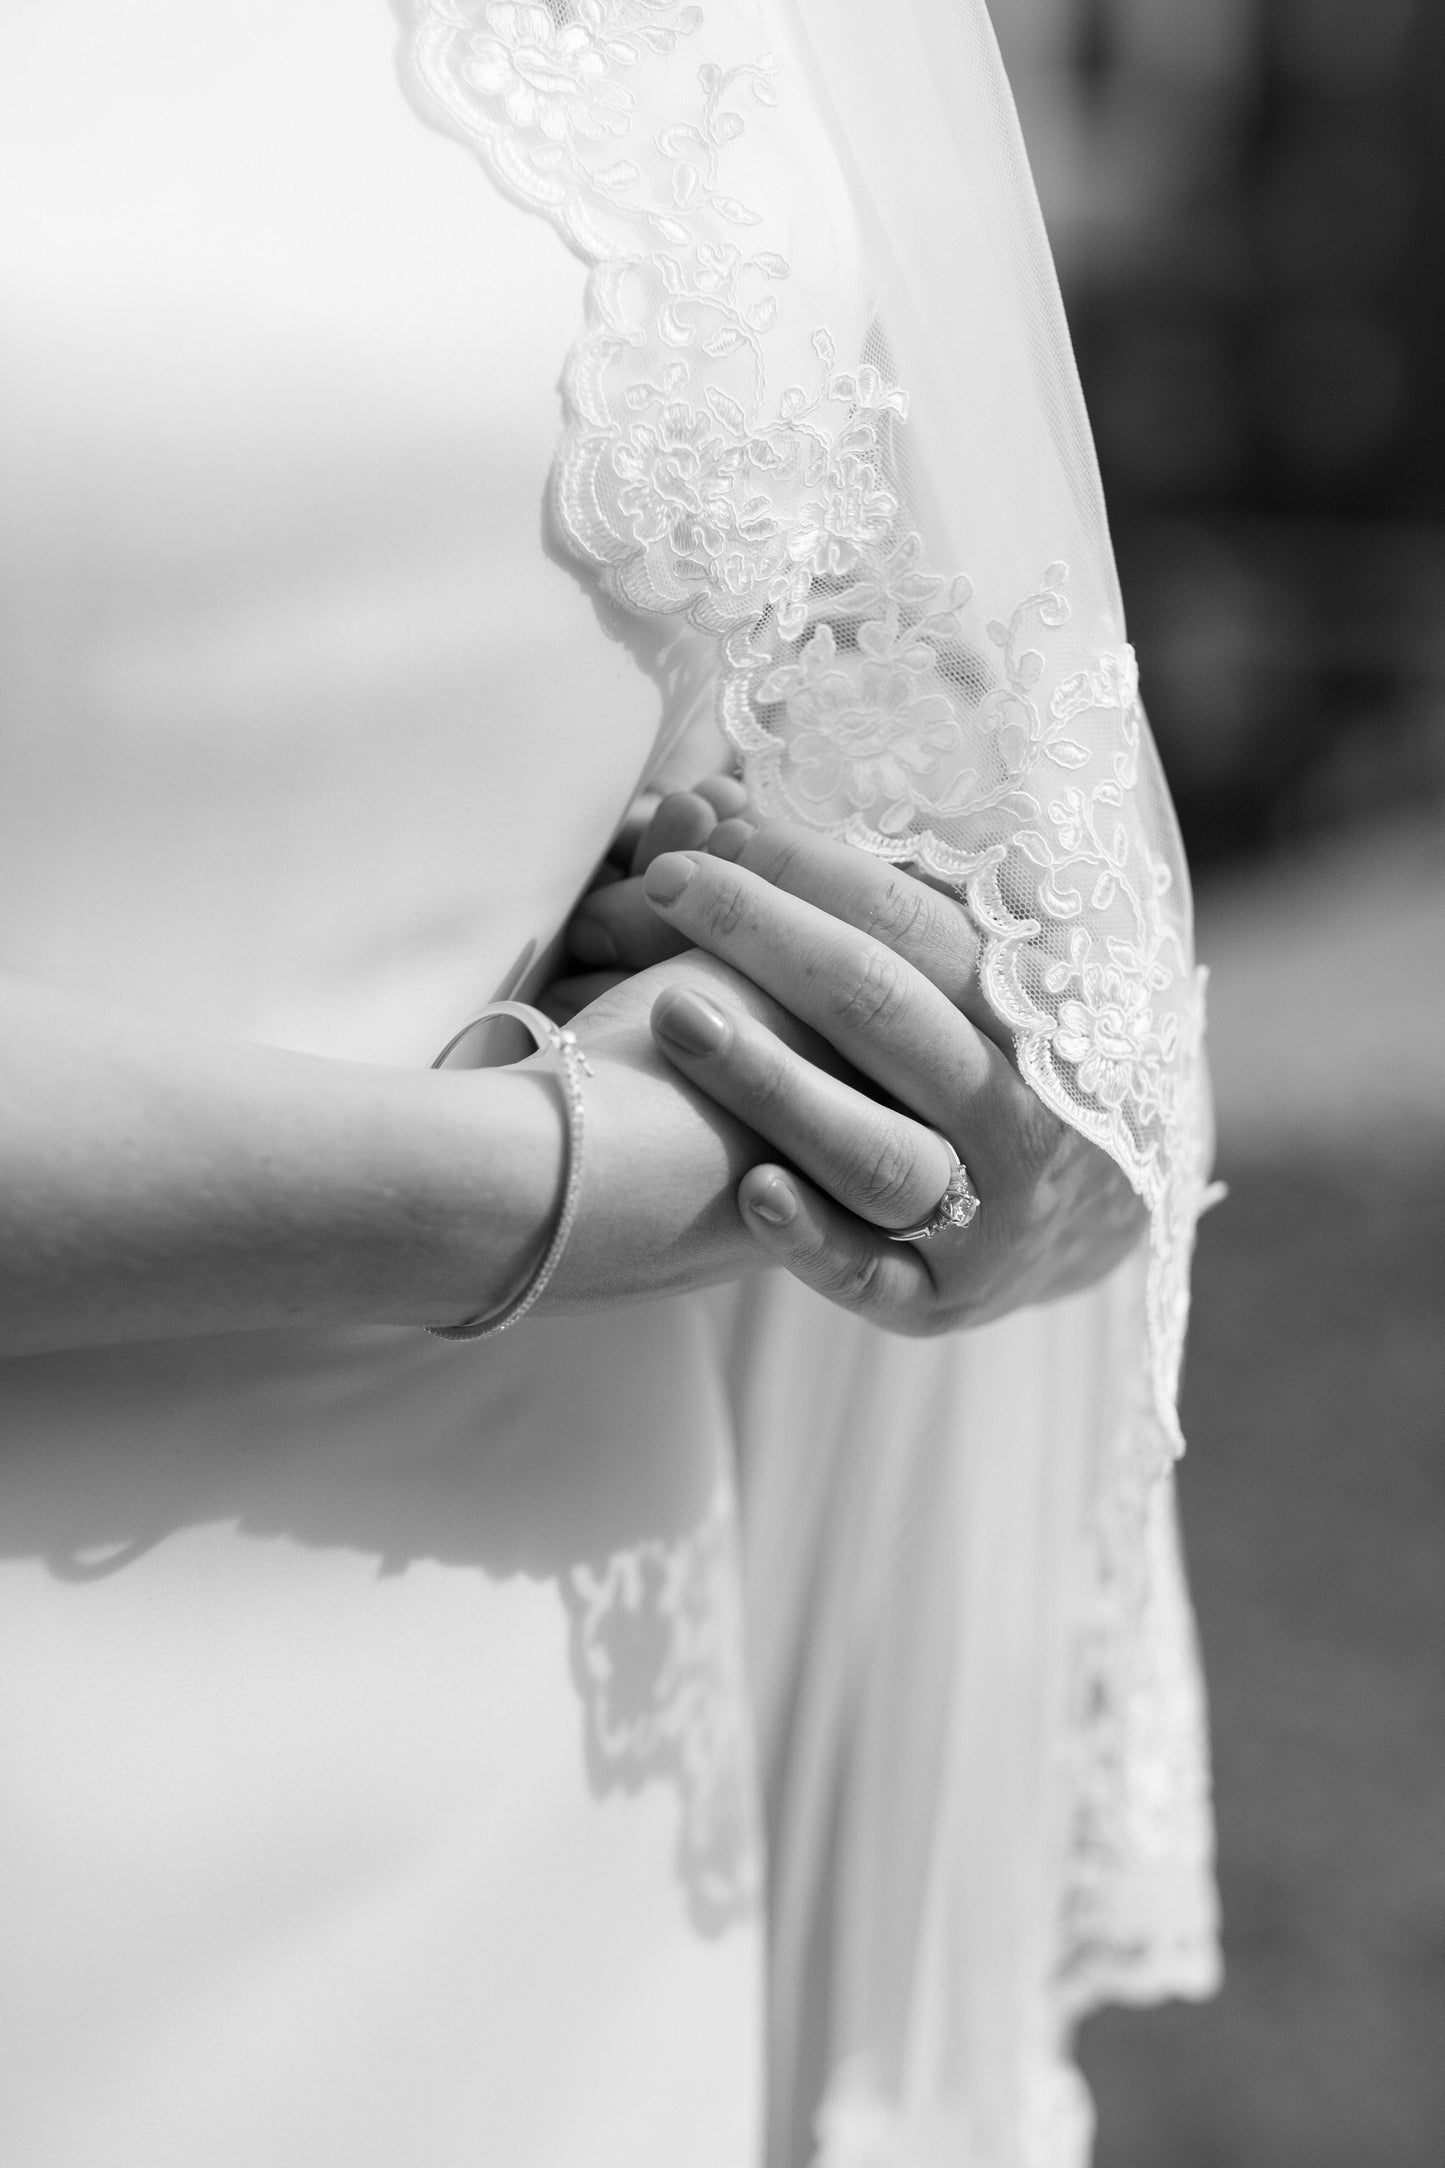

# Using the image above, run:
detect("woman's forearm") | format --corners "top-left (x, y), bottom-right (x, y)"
top-left (0, 975), bottom-right (561, 1357)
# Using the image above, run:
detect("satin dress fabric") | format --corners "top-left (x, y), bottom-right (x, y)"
top-left (0, 6), bottom-right (761, 2163)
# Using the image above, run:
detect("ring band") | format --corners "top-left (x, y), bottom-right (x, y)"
top-left (888, 1144), bottom-right (980, 1243)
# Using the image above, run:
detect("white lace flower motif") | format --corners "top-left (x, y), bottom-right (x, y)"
top-left (612, 402), bottom-right (734, 546)
top-left (826, 529), bottom-right (971, 629)
top-left (610, 406), bottom-right (787, 611)
top-left (790, 452), bottom-right (899, 579)
top-left (465, 3), bottom-right (631, 142)
top-left (1054, 965), bottom-right (1157, 1109)
top-left (760, 623), bottom-right (958, 835)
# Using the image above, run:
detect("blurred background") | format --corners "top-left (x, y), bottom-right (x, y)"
top-left (990, 1), bottom-right (1445, 2161)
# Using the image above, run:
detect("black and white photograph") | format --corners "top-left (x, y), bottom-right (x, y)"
top-left (0, 2), bottom-right (1440, 2163)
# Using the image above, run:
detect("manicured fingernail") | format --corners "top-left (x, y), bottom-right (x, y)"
top-left (568, 911), bottom-right (618, 965)
top-left (746, 1174), bottom-right (797, 1228)
top-left (654, 988), bottom-right (729, 1056)
top-left (708, 818), bottom-right (756, 863)
top-left (643, 853), bottom-right (697, 906)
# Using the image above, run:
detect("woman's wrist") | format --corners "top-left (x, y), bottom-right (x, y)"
top-left (397, 1064), bottom-right (565, 1333)
top-left (0, 964), bottom-right (762, 1357)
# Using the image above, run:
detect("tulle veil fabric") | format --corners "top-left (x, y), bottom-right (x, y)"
top-left (726, 1254), bottom-right (1216, 2168)
top-left (727, 10), bottom-right (1221, 2159)
top-left (402, 1), bottom-right (1220, 2159)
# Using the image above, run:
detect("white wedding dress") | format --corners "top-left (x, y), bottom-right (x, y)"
top-left (0, 5), bottom-right (1218, 2165)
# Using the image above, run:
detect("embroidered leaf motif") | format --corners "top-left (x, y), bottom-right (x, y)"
top-left (1046, 739), bottom-right (1089, 769)
top-left (1040, 875), bottom-right (1083, 918)
top-left (705, 386), bottom-right (747, 434)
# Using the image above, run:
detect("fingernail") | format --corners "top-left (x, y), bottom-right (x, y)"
top-left (569, 911), bottom-right (618, 965)
top-left (654, 988), bottom-right (729, 1056)
top-left (708, 818), bottom-right (756, 864)
top-left (746, 1174), bottom-right (797, 1228)
top-left (643, 853), bottom-right (697, 906)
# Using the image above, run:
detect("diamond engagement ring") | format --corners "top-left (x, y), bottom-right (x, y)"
top-left (887, 1144), bottom-right (981, 1244)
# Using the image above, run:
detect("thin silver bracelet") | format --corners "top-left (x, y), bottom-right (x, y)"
top-left (426, 1000), bottom-right (592, 1343)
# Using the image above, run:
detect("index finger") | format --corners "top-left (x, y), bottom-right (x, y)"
top-left (712, 822), bottom-right (1002, 1042)
top-left (640, 849), bottom-right (1038, 1167)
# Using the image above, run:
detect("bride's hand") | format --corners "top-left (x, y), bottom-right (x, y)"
top-left (534, 932), bottom-right (847, 1314)
top-left (572, 822), bottom-right (1147, 1333)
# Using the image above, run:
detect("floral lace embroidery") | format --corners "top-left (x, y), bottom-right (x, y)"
top-left (405, 0), bottom-right (1211, 1457)
top-left (562, 1484), bottom-right (761, 1934)
top-left (1054, 1451), bottom-right (1221, 2023)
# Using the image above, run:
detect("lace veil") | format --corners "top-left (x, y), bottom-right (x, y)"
top-left (402, 3), bottom-right (1221, 2159)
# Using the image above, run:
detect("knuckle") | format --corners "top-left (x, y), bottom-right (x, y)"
top-left (828, 942), bottom-right (910, 1036)
top-left (818, 1242), bottom-right (886, 1312)
top-left (700, 870), bottom-right (753, 945)
top-left (848, 1118), bottom-right (923, 1219)
top-left (738, 1037), bottom-right (793, 1123)
top-left (1012, 1083), bottom-right (1070, 1184)
top-left (863, 874), bottom-right (934, 952)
